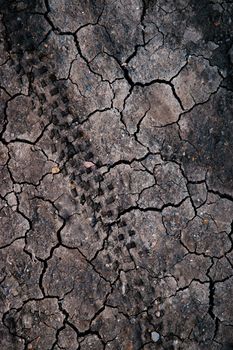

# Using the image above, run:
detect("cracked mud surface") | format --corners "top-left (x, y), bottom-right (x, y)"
top-left (0, 0), bottom-right (233, 349)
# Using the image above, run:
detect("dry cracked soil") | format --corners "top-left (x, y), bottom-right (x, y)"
top-left (0, 0), bottom-right (233, 349)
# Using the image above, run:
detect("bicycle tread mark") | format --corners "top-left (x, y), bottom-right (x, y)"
top-left (1, 0), bottom-right (233, 349)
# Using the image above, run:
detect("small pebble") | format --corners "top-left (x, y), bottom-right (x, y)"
top-left (51, 166), bottom-right (60, 174)
top-left (84, 161), bottom-right (95, 168)
top-left (151, 331), bottom-right (160, 343)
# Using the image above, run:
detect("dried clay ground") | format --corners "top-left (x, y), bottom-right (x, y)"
top-left (0, 0), bottom-right (233, 349)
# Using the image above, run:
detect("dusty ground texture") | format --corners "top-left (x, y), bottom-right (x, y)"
top-left (0, 0), bottom-right (233, 349)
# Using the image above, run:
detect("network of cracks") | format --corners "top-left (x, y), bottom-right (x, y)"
top-left (0, 0), bottom-right (233, 349)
